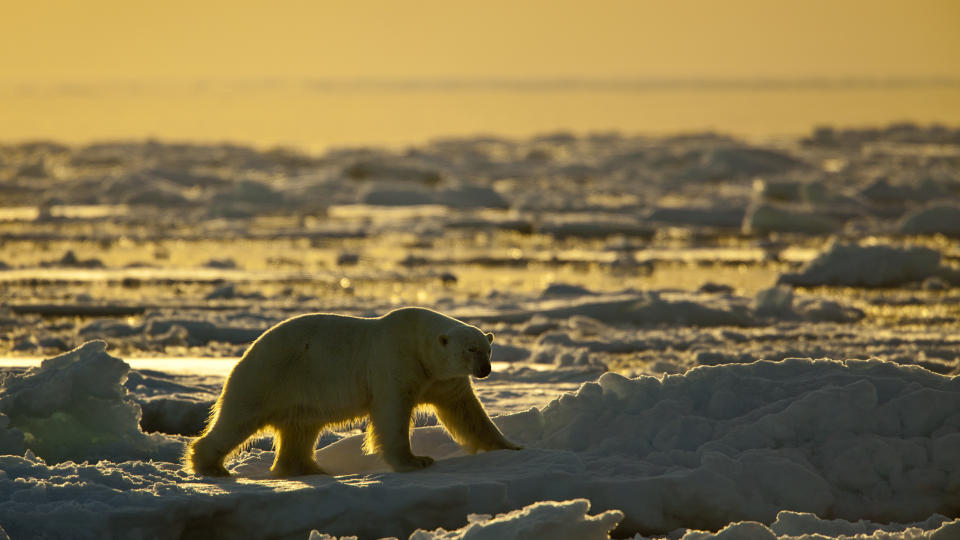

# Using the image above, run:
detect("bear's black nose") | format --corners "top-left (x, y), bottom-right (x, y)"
top-left (475, 361), bottom-right (491, 379)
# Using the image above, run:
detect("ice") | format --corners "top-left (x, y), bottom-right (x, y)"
top-left (343, 157), bottom-right (444, 184)
top-left (858, 177), bottom-right (947, 206)
top-left (899, 204), bottom-right (960, 237)
top-left (754, 286), bottom-right (864, 323)
top-left (687, 146), bottom-right (808, 180)
top-left (360, 183), bottom-right (436, 206)
top-left (360, 183), bottom-right (509, 209)
top-left (541, 282), bottom-right (596, 297)
top-left (124, 370), bottom-right (219, 436)
top-left (40, 250), bottom-right (105, 269)
top-left (663, 511), bottom-right (960, 539)
top-left (769, 511), bottom-right (957, 538)
top-left (489, 342), bottom-right (530, 363)
top-left (538, 216), bottom-right (655, 239)
top-left (4, 346), bottom-right (960, 539)
top-left (144, 318), bottom-right (263, 346)
top-left (753, 179), bottom-right (832, 204)
top-left (3, 127), bottom-right (960, 538)
top-left (646, 206), bottom-right (746, 229)
top-left (778, 242), bottom-right (954, 288)
top-left (436, 185), bottom-right (510, 209)
top-left (79, 318), bottom-right (142, 338)
top-left (405, 499), bottom-right (623, 540)
top-left (460, 291), bottom-right (757, 327)
top-left (743, 203), bottom-right (842, 235)
top-left (109, 172), bottom-right (193, 207)
top-left (492, 286), bottom-right (867, 330)
top-left (0, 341), bottom-right (182, 462)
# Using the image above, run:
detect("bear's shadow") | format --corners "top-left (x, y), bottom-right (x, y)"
top-left (226, 425), bottom-right (467, 479)
top-left (224, 423), bottom-right (544, 482)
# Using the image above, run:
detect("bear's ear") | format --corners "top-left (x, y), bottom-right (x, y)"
top-left (438, 334), bottom-right (449, 347)
top-left (485, 332), bottom-right (494, 343)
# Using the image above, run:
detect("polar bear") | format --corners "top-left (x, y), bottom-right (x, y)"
top-left (184, 307), bottom-right (521, 476)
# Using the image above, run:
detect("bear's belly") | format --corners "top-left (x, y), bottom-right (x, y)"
top-left (265, 400), bottom-right (370, 428)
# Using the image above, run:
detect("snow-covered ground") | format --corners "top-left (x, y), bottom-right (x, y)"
top-left (2, 342), bottom-right (960, 539)
top-left (2, 124), bottom-right (960, 538)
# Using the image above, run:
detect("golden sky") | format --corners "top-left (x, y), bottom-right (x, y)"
top-left (2, 0), bottom-right (959, 84)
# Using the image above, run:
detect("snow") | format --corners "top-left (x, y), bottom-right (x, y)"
top-left (3, 126), bottom-right (960, 538)
top-left (458, 291), bottom-right (758, 327)
top-left (405, 499), bottom-right (623, 540)
top-left (692, 146), bottom-right (809, 179)
top-left (743, 203), bottom-right (842, 235)
top-left (899, 205), bottom-right (960, 237)
top-left (360, 184), bottom-right (510, 210)
top-left (2, 342), bottom-right (960, 539)
top-left (645, 206), bottom-right (745, 229)
top-left (778, 242), bottom-right (955, 288)
top-left (0, 341), bottom-right (182, 463)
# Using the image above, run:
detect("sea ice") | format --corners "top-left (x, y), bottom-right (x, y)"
top-left (742, 203), bottom-right (842, 235)
top-left (681, 146), bottom-right (808, 180)
top-left (0, 341), bottom-right (182, 463)
top-left (646, 206), bottom-right (745, 229)
top-left (899, 204), bottom-right (960, 237)
top-left (778, 242), bottom-right (951, 288)
top-left (405, 499), bottom-right (623, 540)
top-left (3, 344), bottom-right (960, 539)
top-left (661, 511), bottom-right (960, 540)
top-left (754, 286), bottom-right (864, 323)
top-left (460, 291), bottom-right (757, 327)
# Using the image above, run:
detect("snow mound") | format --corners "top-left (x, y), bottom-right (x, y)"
top-left (488, 359), bottom-right (960, 533)
top-left (314, 507), bottom-right (960, 540)
top-left (538, 217), bottom-right (654, 239)
top-left (360, 183), bottom-right (508, 209)
top-left (0, 341), bottom-right (182, 462)
top-left (858, 177), bottom-right (946, 205)
top-left (684, 147), bottom-right (807, 180)
top-left (778, 242), bottom-right (948, 287)
top-left (305, 358), bottom-right (960, 536)
top-left (360, 184), bottom-right (436, 206)
top-left (743, 203), bottom-right (842, 235)
top-left (144, 318), bottom-right (262, 345)
top-left (754, 286), bottom-right (864, 323)
top-left (899, 205), bottom-right (960, 237)
top-left (646, 206), bottom-right (745, 229)
top-left (461, 292), bottom-right (757, 327)
top-left (404, 499), bottom-right (622, 540)
top-left (669, 511), bottom-right (959, 540)
top-left (4, 353), bottom-right (960, 538)
top-left (436, 185), bottom-right (510, 209)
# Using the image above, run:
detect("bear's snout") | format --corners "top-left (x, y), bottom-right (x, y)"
top-left (474, 360), bottom-right (492, 379)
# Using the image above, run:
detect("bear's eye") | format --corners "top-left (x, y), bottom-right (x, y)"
top-left (468, 347), bottom-right (478, 353)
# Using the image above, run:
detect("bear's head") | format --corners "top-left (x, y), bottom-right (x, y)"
top-left (437, 326), bottom-right (494, 379)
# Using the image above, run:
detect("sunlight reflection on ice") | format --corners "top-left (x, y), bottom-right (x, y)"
top-left (0, 357), bottom-right (523, 377)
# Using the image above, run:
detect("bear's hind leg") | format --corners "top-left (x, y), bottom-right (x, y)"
top-left (186, 412), bottom-right (260, 477)
top-left (271, 422), bottom-right (326, 477)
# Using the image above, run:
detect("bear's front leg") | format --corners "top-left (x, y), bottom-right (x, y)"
top-left (366, 390), bottom-right (434, 472)
top-left (424, 378), bottom-right (523, 453)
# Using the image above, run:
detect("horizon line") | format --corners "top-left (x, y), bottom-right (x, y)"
top-left (2, 75), bottom-right (959, 96)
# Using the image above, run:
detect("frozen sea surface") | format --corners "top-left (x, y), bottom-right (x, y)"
top-left (1, 341), bottom-right (960, 539)
top-left (2, 125), bottom-right (960, 538)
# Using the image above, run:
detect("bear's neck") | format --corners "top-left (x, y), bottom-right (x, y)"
top-left (385, 309), bottom-right (434, 381)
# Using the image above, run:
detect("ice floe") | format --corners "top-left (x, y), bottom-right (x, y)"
top-left (0, 341), bottom-right (181, 463)
top-left (778, 242), bottom-right (957, 288)
top-left (2, 343), bottom-right (960, 539)
top-left (899, 204), bottom-right (960, 237)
